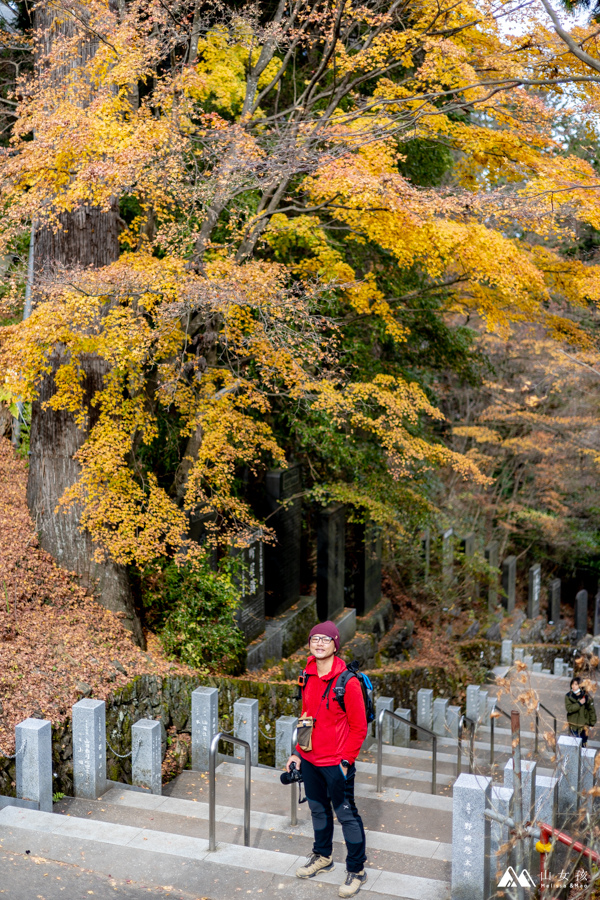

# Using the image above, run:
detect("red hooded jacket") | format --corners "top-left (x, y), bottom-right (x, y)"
top-left (296, 654), bottom-right (367, 766)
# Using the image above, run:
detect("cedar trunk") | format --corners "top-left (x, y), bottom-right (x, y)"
top-left (27, 207), bottom-right (145, 646)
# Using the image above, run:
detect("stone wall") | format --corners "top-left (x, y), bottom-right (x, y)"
top-left (0, 640), bottom-right (497, 794)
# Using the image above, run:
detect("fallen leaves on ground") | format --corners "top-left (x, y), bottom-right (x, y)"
top-left (0, 437), bottom-right (193, 753)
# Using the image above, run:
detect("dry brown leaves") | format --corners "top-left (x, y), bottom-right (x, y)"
top-left (0, 437), bottom-right (193, 753)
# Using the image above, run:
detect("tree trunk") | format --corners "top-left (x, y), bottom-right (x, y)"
top-left (28, 206), bottom-right (145, 645)
top-left (24, 4), bottom-right (145, 646)
top-left (27, 352), bottom-right (144, 645)
top-left (35, 205), bottom-right (120, 272)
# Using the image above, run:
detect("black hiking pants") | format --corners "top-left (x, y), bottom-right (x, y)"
top-left (300, 756), bottom-right (367, 873)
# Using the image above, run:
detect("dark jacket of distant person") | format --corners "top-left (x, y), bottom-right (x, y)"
top-left (565, 685), bottom-right (597, 730)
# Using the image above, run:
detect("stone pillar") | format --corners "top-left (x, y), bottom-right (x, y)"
top-left (72, 698), bottom-right (106, 800)
top-left (523, 654), bottom-right (534, 670)
top-left (557, 734), bottom-right (581, 818)
top-left (478, 690), bottom-right (488, 724)
top-left (594, 590), bottom-right (600, 638)
top-left (489, 785), bottom-right (513, 889)
top-left (15, 718), bottom-right (52, 813)
top-left (393, 708), bottom-right (411, 747)
top-left (451, 773), bottom-right (492, 900)
top-left (576, 590), bottom-right (589, 639)
top-left (534, 775), bottom-right (558, 829)
top-left (376, 696), bottom-right (394, 744)
top-left (264, 465), bottom-right (301, 615)
top-left (548, 578), bottom-right (561, 624)
top-left (447, 706), bottom-right (461, 738)
top-left (417, 688), bottom-right (433, 731)
top-left (234, 698), bottom-right (259, 766)
top-left (501, 639), bottom-right (512, 666)
top-left (433, 698), bottom-right (449, 736)
top-left (275, 716), bottom-right (298, 771)
top-left (553, 658), bottom-right (564, 677)
top-left (191, 686), bottom-right (219, 772)
top-left (501, 556), bottom-right (516, 613)
top-left (532, 662), bottom-right (542, 673)
top-left (461, 533), bottom-right (475, 559)
top-left (421, 528), bottom-right (430, 579)
top-left (513, 647), bottom-right (524, 663)
top-left (132, 719), bottom-right (162, 795)
top-left (353, 521), bottom-right (382, 615)
top-left (581, 747), bottom-right (597, 814)
top-left (484, 541), bottom-right (499, 609)
top-left (235, 540), bottom-right (265, 642)
top-left (316, 504), bottom-right (345, 622)
top-left (441, 528), bottom-right (453, 584)
top-left (466, 685), bottom-right (480, 722)
top-left (528, 563), bottom-right (541, 619)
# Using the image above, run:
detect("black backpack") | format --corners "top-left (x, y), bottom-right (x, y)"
top-left (298, 659), bottom-right (375, 723)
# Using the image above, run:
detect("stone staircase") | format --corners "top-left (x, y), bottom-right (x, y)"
top-left (0, 667), bottom-right (580, 900)
top-left (0, 732), bottom-right (455, 900)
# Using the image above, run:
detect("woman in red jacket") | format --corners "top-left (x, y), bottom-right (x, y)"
top-left (286, 621), bottom-right (368, 898)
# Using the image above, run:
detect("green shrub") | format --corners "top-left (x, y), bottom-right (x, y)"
top-left (149, 558), bottom-right (245, 674)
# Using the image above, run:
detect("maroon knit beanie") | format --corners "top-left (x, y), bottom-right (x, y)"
top-left (308, 621), bottom-right (340, 651)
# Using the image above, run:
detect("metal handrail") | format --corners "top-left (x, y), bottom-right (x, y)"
top-left (489, 705), bottom-right (511, 765)
top-left (290, 725), bottom-right (298, 826)
top-left (209, 731), bottom-right (251, 851)
top-left (535, 702), bottom-right (558, 753)
top-left (376, 709), bottom-right (437, 795)
top-left (457, 715), bottom-right (475, 776)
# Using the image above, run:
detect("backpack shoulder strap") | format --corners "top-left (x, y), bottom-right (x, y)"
top-left (295, 668), bottom-right (310, 702)
top-left (332, 664), bottom-right (354, 711)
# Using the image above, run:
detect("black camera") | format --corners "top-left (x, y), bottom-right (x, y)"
top-left (280, 761), bottom-right (303, 785)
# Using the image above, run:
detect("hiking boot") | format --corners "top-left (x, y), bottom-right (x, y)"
top-left (339, 870), bottom-right (367, 897)
top-left (295, 852), bottom-right (334, 878)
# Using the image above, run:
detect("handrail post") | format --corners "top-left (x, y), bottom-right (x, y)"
top-left (457, 717), bottom-right (463, 777)
top-left (208, 731), bottom-right (252, 851)
top-left (490, 712), bottom-right (494, 766)
top-left (376, 709), bottom-right (384, 793)
top-left (291, 726), bottom-right (298, 826)
top-left (535, 707), bottom-right (539, 754)
top-left (209, 732), bottom-right (218, 851)
top-left (469, 719), bottom-right (474, 773)
top-left (511, 710), bottom-right (525, 900)
top-left (244, 737), bottom-right (251, 846)
top-left (431, 735), bottom-right (437, 795)
top-left (537, 702), bottom-right (559, 750)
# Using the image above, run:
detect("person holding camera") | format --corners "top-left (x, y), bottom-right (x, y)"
top-left (565, 676), bottom-right (597, 747)
top-left (285, 621), bottom-right (368, 898)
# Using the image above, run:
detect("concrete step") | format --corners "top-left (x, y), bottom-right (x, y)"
top-left (169, 764), bottom-right (455, 815)
top-left (0, 805), bottom-right (451, 900)
top-left (71, 787), bottom-right (453, 866)
top-left (404, 735), bottom-right (550, 756)
top-left (99, 777), bottom-right (454, 850)
top-left (362, 749), bottom-right (459, 778)
top-left (372, 742), bottom-right (556, 774)
top-left (212, 758), bottom-right (454, 800)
